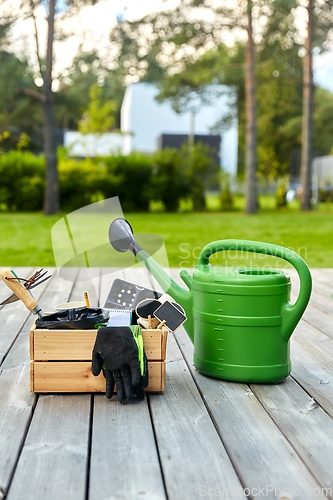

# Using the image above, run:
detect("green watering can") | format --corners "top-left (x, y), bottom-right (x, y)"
top-left (109, 219), bottom-right (312, 383)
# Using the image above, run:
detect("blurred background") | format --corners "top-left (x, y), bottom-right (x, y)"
top-left (0, 0), bottom-right (333, 268)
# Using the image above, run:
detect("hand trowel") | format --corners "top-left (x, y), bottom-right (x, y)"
top-left (0, 268), bottom-right (45, 318)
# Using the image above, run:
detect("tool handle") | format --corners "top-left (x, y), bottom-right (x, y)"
top-left (0, 268), bottom-right (39, 312)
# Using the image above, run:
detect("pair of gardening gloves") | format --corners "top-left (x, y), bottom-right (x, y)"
top-left (92, 326), bottom-right (148, 404)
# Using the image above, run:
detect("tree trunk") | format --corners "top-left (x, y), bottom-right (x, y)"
top-left (42, 95), bottom-right (59, 214)
top-left (245, 0), bottom-right (258, 214)
top-left (300, 0), bottom-right (314, 211)
top-left (43, 0), bottom-right (59, 215)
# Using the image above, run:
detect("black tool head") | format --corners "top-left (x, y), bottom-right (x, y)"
top-left (108, 218), bottom-right (142, 256)
top-left (136, 298), bottom-right (161, 319)
top-left (154, 300), bottom-right (187, 332)
top-left (103, 278), bottom-right (162, 310)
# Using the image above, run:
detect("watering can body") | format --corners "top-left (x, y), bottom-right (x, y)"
top-left (137, 239), bottom-right (312, 383)
top-left (190, 265), bottom-right (293, 383)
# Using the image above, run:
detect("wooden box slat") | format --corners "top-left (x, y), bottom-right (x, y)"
top-left (30, 323), bottom-right (167, 394)
top-left (31, 361), bottom-right (165, 393)
top-left (30, 325), bottom-right (167, 361)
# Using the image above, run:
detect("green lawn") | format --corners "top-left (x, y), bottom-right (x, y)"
top-left (0, 208), bottom-right (332, 268)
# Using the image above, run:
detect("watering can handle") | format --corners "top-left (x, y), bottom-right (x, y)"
top-left (197, 239), bottom-right (312, 341)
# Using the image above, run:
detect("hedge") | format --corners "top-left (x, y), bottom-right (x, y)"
top-left (0, 145), bottom-right (218, 212)
top-left (0, 150), bottom-right (153, 212)
top-left (0, 150), bottom-right (45, 211)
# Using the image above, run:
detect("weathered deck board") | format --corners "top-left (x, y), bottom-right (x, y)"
top-left (303, 304), bottom-right (333, 339)
top-left (293, 319), bottom-right (333, 359)
top-left (0, 332), bottom-right (36, 499)
top-left (286, 268), bottom-right (333, 339)
top-left (291, 340), bottom-right (333, 418)
top-left (6, 395), bottom-right (91, 500)
top-left (311, 268), bottom-right (333, 288)
top-left (0, 270), bottom-right (70, 498)
top-left (306, 288), bottom-right (333, 316)
top-left (0, 267), bottom-right (50, 365)
top-left (149, 334), bottom-right (245, 500)
top-left (89, 396), bottom-right (166, 500)
top-left (287, 270), bottom-right (333, 360)
top-left (251, 376), bottom-right (333, 494)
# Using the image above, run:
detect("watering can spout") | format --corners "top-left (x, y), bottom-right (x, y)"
top-left (109, 219), bottom-right (194, 343)
top-left (137, 250), bottom-right (195, 342)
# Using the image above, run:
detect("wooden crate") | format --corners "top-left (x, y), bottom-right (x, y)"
top-left (30, 322), bottom-right (167, 393)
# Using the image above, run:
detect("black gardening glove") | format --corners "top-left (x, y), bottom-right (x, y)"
top-left (92, 326), bottom-right (148, 404)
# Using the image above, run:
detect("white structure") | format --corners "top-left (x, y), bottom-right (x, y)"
top-left (312, 155), bottom-right (333, 178)
top-left (64, 131), bottom-right (127, 157)
top-left (311, 155), bottom-right (333, 205)
top-left (121, 83), bottom-right (238, 175)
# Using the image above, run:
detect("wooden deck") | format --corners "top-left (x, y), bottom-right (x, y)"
top-left (0, 267), bottom-right (333, 500)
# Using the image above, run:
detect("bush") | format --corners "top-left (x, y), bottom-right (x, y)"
top-left (0, 150), bottom-right (45, 211)
top-left (102, 153), bottom-right (154, 211)
top-left (319, 187), bottom-right (333, 203)
top-left (276, 178), bottom-right (288, 209)
top-left (58, 157), bottom-right (120, 212)
top-left (151, 148), bottom-right (190, 212)
top-left (220, 173), bottom-right (234, 211)
top-left (150, 143), bottom-right (218, 212)
top-left (0, 147), bottom-right (218, 213)
top-left (181, 142), bottom-right (218, 211)
top-left (0, 150), bottom-right (122, 213)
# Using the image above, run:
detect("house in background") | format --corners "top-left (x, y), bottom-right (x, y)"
top-left (121, 83), bottom-right (238, 175)
top-left (64, 82), bottom-right (238, 176)
top-left (63, 131), bottom-right (126, 157)
top-left (158, 134), bottom-right (221, 166)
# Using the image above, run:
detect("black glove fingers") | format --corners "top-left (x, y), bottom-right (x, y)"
top-left (105, 369), bottom-right (115, 399)
top-left (113, 369), bottom-right (126, 404)
top-left (133, 382), bottom-right (146, 401)
top-left (128, 359), bottom-right (142, 387)
top-left (91, 352), bottom-right (103, 376)
top-left (121, 365), bottom-right (134, 401)
top-left (92, 326), bottom-right (148, 404)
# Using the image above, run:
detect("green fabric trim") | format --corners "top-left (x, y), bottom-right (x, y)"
top-left (130, 325), bottom-right (145, 376)
top-left (94, 323), bottom-right (108, 329)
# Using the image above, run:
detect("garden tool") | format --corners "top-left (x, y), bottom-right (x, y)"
top-left (154, 300), bottom-right (187, 332)
top-left (0, 268), bottom-right (45, 318)
top-left (92, 325), bottom-right (148, 403)
top-left (135, 298), bottom-right (161, 329)
top-left (104, 278), bottom-right (162, 310)
top-left (35, 307), bottom-right (109, 330)
top-left (0, 269), bottom-right (52, 306)
top-left (0, 268), bottom-right (108, 330)
top-left (136, 297), bottom-right (186, 331)
top-left (109, 218), bottom-right (312, 383)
